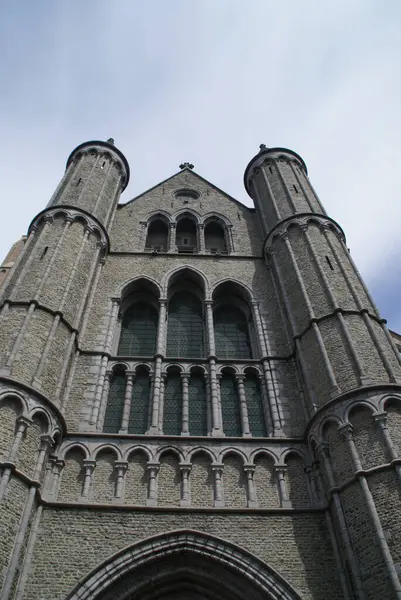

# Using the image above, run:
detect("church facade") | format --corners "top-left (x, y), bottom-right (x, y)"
top-left (0, 139), bottom-right (401, 600)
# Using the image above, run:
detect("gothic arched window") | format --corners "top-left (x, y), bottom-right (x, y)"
top-left (214, 305), bottom-right (252, 359)
top-left (166, 291), bottom-right (204, 358)
top-left (220, 371), bottom-right (241, 437)
top-left (189, 370), bottom-right (207, 436)
top-left (145, 218), bottom-right (168, 252)
top-left (204, 220), bottom-right (227, 254)
top-left (118, 302), bottom-right (157, 356)
top-left (103, 369), bottom-right (126, 433)
top-left (244, 372), bottom-right (266, 436)
top-left (163, 368), bottom-right (182, 435)
top-left (128, 368), bottom-right (151, 434)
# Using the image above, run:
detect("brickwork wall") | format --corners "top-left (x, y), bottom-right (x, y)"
top-left (222, 454), bottom-right (247, 508)
top-left (23, 509), bottom-right (343, 600)
top-left (0, 236), bottom-right (26, 288)
top-left (340, 482), bottom-right (394, 599)
top-left (348, 406), bottom-right (388, 468)
top-left (0, 477), bottom-right (29, 590)
top-left (91, 450), bottom-right (116, 503)
top-left (345, 315), bottom-right (389, 383)
top-left (286, 454), bottom-right (311, 508)
top-left (319, 319), bottom-right (359, 392)
top-left (157, 452), bottom-right (180, 507)
top-left (368, 469), bottom-right (401, 567)
top-left (0, 400), bottom-right (20, 461)
top-left (189, 452), bottom-right (213, 507)
top-left (124, 451), bottom-right (148, 505)
top-left (254, 454), bottom-right (279, 508)
top-left (58, 449), bottom-right (85, 501)
top-left (0, 306), bottom-right (27, 368)
top-left (323, 422), bottom-right (353, 486)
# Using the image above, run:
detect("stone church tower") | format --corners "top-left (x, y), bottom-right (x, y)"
top-left (0, 138), bottom-right (401, 600)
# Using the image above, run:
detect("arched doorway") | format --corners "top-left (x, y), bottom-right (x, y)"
top-left (67, 531), bottom-right (302, 600)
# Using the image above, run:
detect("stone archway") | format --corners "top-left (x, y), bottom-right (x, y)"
top-left (67, 531), bottom-right (302, 600)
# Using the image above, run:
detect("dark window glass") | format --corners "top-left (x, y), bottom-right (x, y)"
top-left (163, 372), bottom-right (181, 435)
top-left (189, 373), bottom-right (207, 436)
top-left (166, 292), bottom-right (204, 358)
top-left (103, 372), bottom-right (125, 433)
top-left (214, 305), bottom-right (251, 359)
top-left (220, 373), bottom-right (241, 436)
top-left (128, 371), bottom-right (150, 434)
top-left (118, 302), bottom-right (157, 356)
top-left (244, 374), bottom-right (266, 436)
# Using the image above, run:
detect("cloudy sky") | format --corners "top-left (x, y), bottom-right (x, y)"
top-left (1, 1), bottom-right (401, 328)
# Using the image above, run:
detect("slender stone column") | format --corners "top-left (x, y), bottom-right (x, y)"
top-left (49, 459), bottom-right (65, 500)
top-left (274, 466), bottom-right (292, 508)
top-left (120, 372), bottom-right (134, 434)
top-left (157, 373), bottom-right (166, 433)
top-left (113, 461), bottom-right (128, 501)
top-left (81, 460), bottom-right (96, 500)
top-left (243, 464), bottom-right (257, 507)
top-left (205, 373), bottom-right (213, 435)
top-left (97, 370), bottom-right (112, 430)
top-left (339, 424), bottom-right (401, 598)
top-left (149, 299), bottom-right (167, 433)
top-left (167, 223), bottom-right (176, 252)
top-left (258, 374), bottom-right (273, 436)
top-left (147, 462), bottom-right (160, 506)
top-left (180, 463), bottom-right (192, 507)
top-left (197, 223), bottom-right (205, 253)
top-left (205, 300), bottom-right (223, 435)
top-left (211, 463), bottom-right (224, 507)
top-left (235, 375), bottom-right (251, 437)
top-left (181, 373), bottom-right (190, 435)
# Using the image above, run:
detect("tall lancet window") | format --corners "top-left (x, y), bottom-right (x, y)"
top-left (163, 367), bottom-right (182, 435)
top-left (103, 368), bottom-right (126, 433)
top-left (244, 371), bottom-right (266, 437)
top-left (220, 370), bottom-right (241, 437)
top-left (128, 367), bottom-right (151, 434)
top-left (118, 302), bottom-right (157, 356)
top-left (145, 217), bottom-right (168, 252)
top-left (166, 291), bottom-right (204, 358)
top-left (204, 219), bottom-right (227, 254)
top-left (214, 305), bottom-right (252, 359)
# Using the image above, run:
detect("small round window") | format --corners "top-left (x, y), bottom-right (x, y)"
top-left (174, 188), bottom-right (200, 201)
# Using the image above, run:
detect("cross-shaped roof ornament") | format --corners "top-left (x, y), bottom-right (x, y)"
top-left (179, 162), bottom-right (194, 170)
top-left (259, 144), bottom-right (267, 152)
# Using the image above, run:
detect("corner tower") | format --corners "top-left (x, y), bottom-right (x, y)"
top-left (245, 145), bottom-right (401, 599)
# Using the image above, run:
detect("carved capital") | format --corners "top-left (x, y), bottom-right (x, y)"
top-left (114, 461), bottom-right (128, 475)
top-left (211, 462), bottom-right (224, 474)
top-left (338, 423), bottom-right (354, 441)
top-left (179, 462), bottom-right (192, 474)
top-left (373, 411), bottom-right (388, 429)
top-left (83, 459), bottom-right (96, 474)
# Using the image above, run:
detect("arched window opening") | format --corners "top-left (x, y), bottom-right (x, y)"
top-left (189, 370), bottom-right (207, 436)
top-left (220, 371), bottom-right (241, 436)
top-left (118, 302), bottom-right (158, 356)
top-left (163, 368), bottom-right (182, 435)
top-left (103, 369), bottom-right (126, 433)
top-left (214, 304), bottom-right (252, 359)
top-left (176, 216), bottom-right (197, 253)
top-left (205, 220), bottom-right (227, 254)
top-left (128, 368), bottom-right (151, 434)
top-left (145, 219), bottom-right (168, 252)
top-left (244, 372), bottom-right (266, 436)
top-left (166, 291), bottom-right (204, 358)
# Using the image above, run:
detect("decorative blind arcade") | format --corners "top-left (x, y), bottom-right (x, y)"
top-left (166, 292), bottom-right (204, 357)
top-left (118, 302), bottom-right (157, 356)
top-left (214, 305), bottom-right (252, 359)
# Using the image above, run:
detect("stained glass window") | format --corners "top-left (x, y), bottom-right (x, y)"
top-left (244, 374), bottom-right (266, 437)
top-left (118, 302), bottom-right (157, 356)
top-left (163, 371), bottom-right (182, 435)
top-left (166, 292), bottom-right (204, 358)
top-left (214, 305), bottom-right (252, 359)
top-left (220, 373), bottom-right (241, 436)
top-left (128, 370), bottom-right (150, 434)
top-left (103, 372), bottom-right (125, 433)
top-left (189, 373), bottom-right (207, 436)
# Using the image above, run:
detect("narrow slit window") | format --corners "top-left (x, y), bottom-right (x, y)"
top-left (101, 161), bottom-right (106, 169)
top-left (269, 167), bottom-right (273, 174)
top-left (40, 246), bottom-right (48, 261)
top-left (76, 178), bottom-right (82, 186)
top-left (326, 255), bottom-right (334, 271)
top-left (293, 184), bottom-right (299, 193)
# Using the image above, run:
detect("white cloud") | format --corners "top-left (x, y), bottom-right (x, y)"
top-left (0, 0), bottom-right (400, 325)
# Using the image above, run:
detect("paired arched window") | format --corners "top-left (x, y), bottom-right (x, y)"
top-left (103, 367), bottom-right (151, 435)
top-left (118, 302), bottom-right (157, 356)
top-left (176, 216), bottom-right (197, 253)
top-left (166, 291), bottom-right (204, 358)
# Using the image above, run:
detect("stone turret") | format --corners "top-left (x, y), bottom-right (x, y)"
top-left (245, 145), bottom-right (401, 598)
top-left (0, 139), bottom-right (129, 406)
